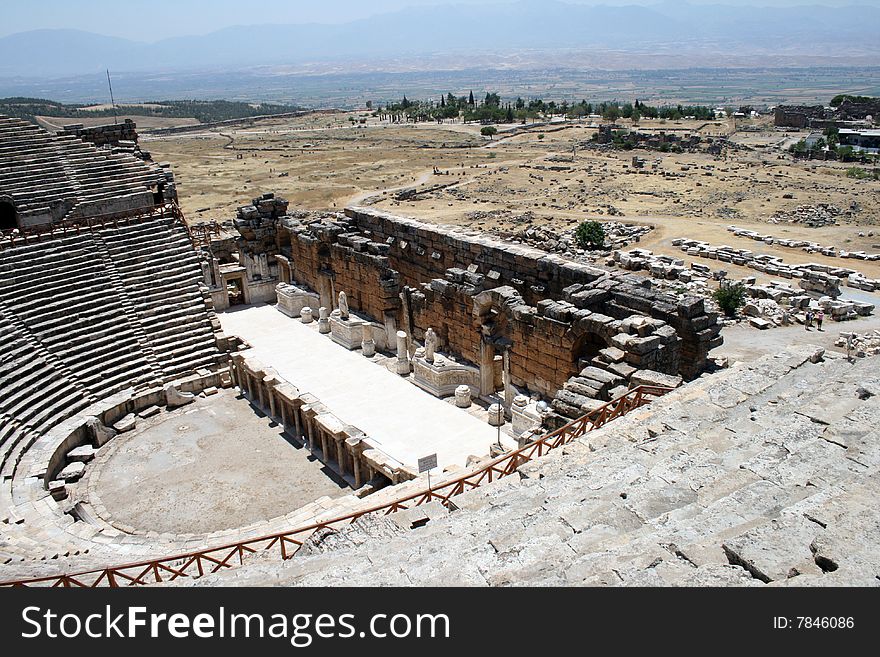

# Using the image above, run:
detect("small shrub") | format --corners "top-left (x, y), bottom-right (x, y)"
top-left (713, 282), bottom-right (746, 317)
top-left (574, 221), bottom-right (605, 250)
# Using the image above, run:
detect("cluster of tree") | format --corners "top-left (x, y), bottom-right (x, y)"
top-left (376, 93), bottom-right (717, 125)
top-left (377, 92), bottom-right (543, 124)
top-left (830, 94), bottom-right (877, 107)
top-left (0, 98), bottom-right (302, 125)
top-left (566, 99), bottom-right (717, 122)
top-left (595, 128), bottom-right (685, 153)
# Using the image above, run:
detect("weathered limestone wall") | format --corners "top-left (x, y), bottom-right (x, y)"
top-left (347, 207), bottom-right (717, 380)
top-left (61, 119), bottom-right (138, 149)
top-left (261, 204), bottom-right (718, 397)
top-left (284, 229), bottom-right (402, 323)
top-left (347, 206), bottom-right (608, 305)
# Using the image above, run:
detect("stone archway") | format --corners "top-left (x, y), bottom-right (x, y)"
top-left (571, 331), bottom-right (609, 373)
top-left (473, 287), bottom-right (524, 402)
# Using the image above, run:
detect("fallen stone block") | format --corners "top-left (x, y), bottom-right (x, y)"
top-left (165, 384), bottom-right (196, 409)
top-left (114, 414), bottom-right (136, 433)
top-left (630, 369), bottom-right (683, 389)
top-left (67, 445), bottom-right (96, 463)
top-left (58, 462), bottom-right (86, 483)
top-left (138, 406), bottom-right (161, 419)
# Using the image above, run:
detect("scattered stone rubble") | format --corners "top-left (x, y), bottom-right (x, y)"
top-left (499, 222), bottom-right (653, 259)
top-left (672, 238), bottom-right (880, 296)
top-left (768, 204), bottom-right (844, 227)
top-left (611, 247), bottom-right (875, 329)
top-left (727, 225), bottom-right (880, 262)
top-left (836, 330), bottom-right (880, 357)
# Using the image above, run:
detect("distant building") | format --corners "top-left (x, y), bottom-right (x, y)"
top-left (804, 132), bottom-right (825, 149)
top-left (774, 105), bottom-right (828, 129)
top-left (838, 128), bottom-right (880, 154)
top-left (775, 99), bottom-right (878, 129)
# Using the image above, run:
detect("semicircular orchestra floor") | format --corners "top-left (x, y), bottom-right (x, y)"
top-left (86, 389), bottom-right (349, 535)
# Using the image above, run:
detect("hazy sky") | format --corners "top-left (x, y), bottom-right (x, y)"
top-left (4, 0), bottom-right (878, 40)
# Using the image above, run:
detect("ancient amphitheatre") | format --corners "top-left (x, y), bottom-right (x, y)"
top-left (0, 98), bottom-right (879, 588)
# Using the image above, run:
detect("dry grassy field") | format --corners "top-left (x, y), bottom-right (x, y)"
top-left (144, 111), bottom-right (880, 282)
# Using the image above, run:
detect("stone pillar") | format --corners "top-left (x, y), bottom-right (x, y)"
top-left (502, 349), bottom-right (514, 417)
top-left (305, 416), bottom-right (315, 449)
top-left (336, 441), bottom-right (346, 475)
top-left (229, 358), bottom-right (240, 388)
top-left (488, 403), bottom-right (505, 427)
top-left (455, 385), bottom-right (472, 408)
top-left (212, 258), bottom-right (222, 289)
top-left (383, 312), bottom-right (398, 352)
top-left (320, 431), bottom-right (330, 461)
top-left (362, 324), bottom-right (376, 357)
top-left (353, 457), bottom-right (363, 489)
top-left (257, 381), bottom-right (265, 410)
top-left (267, 387), bottom-right (277, 419)
top-left (396, 330), bottom-right (410, 375)
top-left (293, 406), bottom-right (303, 440)
top-left (301, 307), bottom-right (314, 323)
top-left (318, 307), bottom-right (331, 334)
top-left (479, 341), bottom-right (495, 397)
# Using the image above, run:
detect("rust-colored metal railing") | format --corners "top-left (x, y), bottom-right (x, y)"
top-left (188, 221), bottom-right (222, 249)
top-left (0, 384), bottom-right (673, 587)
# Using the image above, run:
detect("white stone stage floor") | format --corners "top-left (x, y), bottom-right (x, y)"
top-left (219, 304), bottom-right (516, 470)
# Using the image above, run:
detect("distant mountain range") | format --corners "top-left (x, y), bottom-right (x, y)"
top-left (3, 1), bottom-right (879, 78)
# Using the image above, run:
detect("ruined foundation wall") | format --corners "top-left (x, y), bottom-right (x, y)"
top-left (286, 230), bottom-right (402, 323)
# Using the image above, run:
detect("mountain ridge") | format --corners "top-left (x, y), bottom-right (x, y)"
top-left (2, 1), bottom-right (879, 77)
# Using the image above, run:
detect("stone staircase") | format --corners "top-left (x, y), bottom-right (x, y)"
top-left (0, 217), bottom-right (228, 571)
top-left (181, 347), bottom-right (880, 587)
top-left (97, 218), bottom-right (222, 381)
top-left (0, 115), bottom-right (171, 225)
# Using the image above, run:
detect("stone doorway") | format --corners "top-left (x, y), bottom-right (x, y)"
top-left (227, 277), bottom-right (245, 306)
top-left (0, 198), bottom-right (17, 231)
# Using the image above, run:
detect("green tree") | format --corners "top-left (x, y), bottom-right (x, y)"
top-left (481, 126), bottom-right (498, 139)
top-left (574, 221), bottom-right (606, 250)
top-left (713, 282), bottom-right (746, 318)
top-left (602, 105), bottom-right (621, 123)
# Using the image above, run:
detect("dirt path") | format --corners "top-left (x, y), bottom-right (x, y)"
top-left (713, 309), bottom-right (880, 363)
